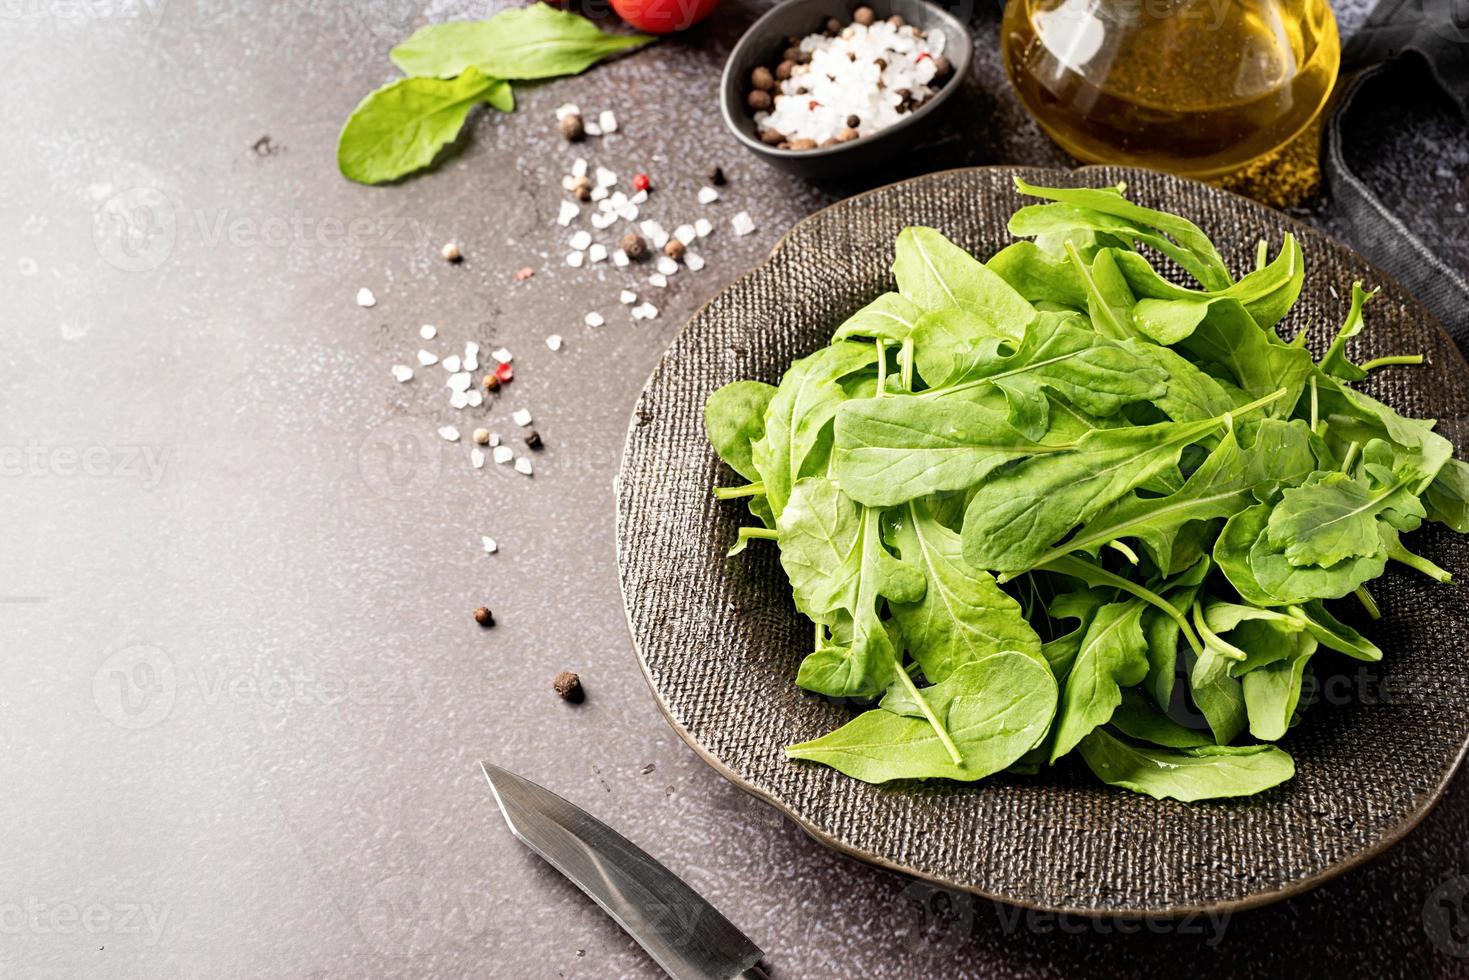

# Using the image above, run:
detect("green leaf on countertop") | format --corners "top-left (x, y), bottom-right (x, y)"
top-left (390, 6), bottom-right (653, 80)
top-left (337, 68), bottom-right (513, 185)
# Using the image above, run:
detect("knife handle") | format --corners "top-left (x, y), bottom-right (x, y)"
top-left (736, 967), bottom-right (771, 979)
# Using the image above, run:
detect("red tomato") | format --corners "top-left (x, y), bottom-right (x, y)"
top-left (611, 0), bottom-right (719, 34)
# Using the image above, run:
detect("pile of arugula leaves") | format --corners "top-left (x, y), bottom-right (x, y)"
top-left (705, 179), bottom-right (1469, 801)
top-left (337, 6), bottom-right (651, 185)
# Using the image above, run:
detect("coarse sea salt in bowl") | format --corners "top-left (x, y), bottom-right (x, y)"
top-left (720, 0), bottom-right (972, 180)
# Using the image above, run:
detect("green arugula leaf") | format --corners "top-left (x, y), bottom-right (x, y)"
top-left (1110, 688), bottom-right (1215, 748)
top-left (786, 653), bottom-right (1057, 783)
top-left (390, 6), bottom-right (653, 79)
top-left (1050, 600), bottom-right (1149, 761)
top-left (1265, 469), bottom-right (1425, 568)
top-left (1318, 282), bottom-right (1378, 381)
top-left (704, 381), bottom-right (776, 483)
top-left (831, 292), bottom-right (926, 344)
top-left (1078, 728), bottom-right (1295, 801)
top-left (888, 498), bottom-right (1043, 683)
top-left (337, 68), bottom-right (513, 185)
top-left (1240, 628), bottom-right (1317, 741)
top-left (891, 227), bottom-right (1035, 331)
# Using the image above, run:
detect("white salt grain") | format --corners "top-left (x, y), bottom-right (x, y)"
top-left (546, 334), bottom-right (563, 351)
top-left (472, 448), bottom-right (486, 469)
top-left (555, 103), bottom-right (580, 120)
top-left (674, 224), bottom-right (697, 245)
top-left (583, 122), bottom-right (602, 137)
top-left (450, 390), bottom-right (469, 409)
top-left (418, 349), bottom-right (439, 366)
top-left (490, 433), bottom-right (502, 447)
top-left (569, 230), bottom-right (592, 250)
top-left (630, 189), bottom-right (649, 205)
top-left (356, 287), bottom-right (376, 307)
top-left (694, 218), bottom-right (713, 238)
top-left (512, 408), bottom-right (533, 426)
top-left (482, 535), bottom-right (498, 553)
top-left (591, 211), bottom-right (617, 230)
top-left (588, 243), bottom-right (608, 263)
top-left (515, 457), bottom-right (534, 476)
top-left (493, 445), bottom-right (513, 464)
top-left (448, 371), bottom-right (472, 392)
top-left (697, 186), bottom-right (720, 205)
top-left (599, 110), bottom-right (618, 133)
top-left (467, 389), bottom-right (483, 407)
top-left (591, 185), bottom-right (610, 202)
top-left (732, 211), bottom-right (756, 236)
top-left (566, 251), bottom-right (585, 268)
top-left (656, 255), bottom-right (679, 276)
top-left (649, 273), bottom-right (668, 288)
top-left (492, 347), bottom-right (513, 364)
top-left (419, 324), bottom-right (437, 340)
top-left (557, 201), bottom-right (579, 226)
top-left (442, 354), bottom-right (461, 373)
top-left (464, 342), bottom-right (480, 371)
top-left (585, 312), bottom-right (605, 327)
top-left (620, 289), bottom-right (637, 304)
top-left (439, 426), bottom-right (460, 442)
top-left (571, 157), bottom-right (588, 178)
top-left (596, 166), bottom-right (618, 188)
top-left (685, 251), bottom-right (706, 272)
top-left (391, 365), bottom-right (414, 383)
top-left (612, 249), bottom-right (630, 267)
top-left (636, 302), bottom-right (659, 319)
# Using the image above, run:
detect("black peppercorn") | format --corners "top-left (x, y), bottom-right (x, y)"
top-left (747, 89), bottom-right (772, 112)
top-left (750, 66), bottom-right (774, 91)
top-left (825, 17), bottom-right (842, 34)
top-left (553, 671), bottom-right (583, 702)
top-left (524, 430), bottom-right (543, 450)
top-left (846, 114), bottom-right (860, 129)
top-left (557, 113), bottom-right (584, 141)
top-left (932, 55), bottom-right (953, 80)
top-left (775, 60), bottom-right (794, 80)
top-left (708, 165), bottom-right (726, 186)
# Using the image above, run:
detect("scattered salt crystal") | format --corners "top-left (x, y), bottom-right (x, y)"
top-left (694, 218), bottom-right (713, 238)
top-left (557, 200), bottom-right (579, 226)
top-left (619, 203), bottom-right (639, 222)
top-left (569, 230), bottom-right (592, 250)
top-left (562, 174), bottom-right (577, 191)
top-left (638, 302), bottom-right (659, 319)
top-left (656, 255), bottom-right (679, 276)
top-left (356, 287), bottom-right (376, 307)
top-left (685, 251), bottom-right (706, 272)
top-left (585, 312), bottom-right (605, 327)
top-left (472, 448), bottom-right (486, 469)
top-left (588, 243), bottom-right (608, 263)
top-left (493, 445), bottom-right (513, 464)
top-left (732, 211), bottom-right (756, 237)
top-left (697, 186), bottom-right (720, 205)
top-left (448, 371), bottom-right (472, 392)
top-left (571, 157), bottom-right (588, 178)
top-left (482, 535), bottom-right (498, 553)
top-left (555, 103), bottom-right (580, 120)
top-left (612, 249), bottom-right (630, 267)
top-left (512, 408), bottom-right (533, 426)
top-left (591, 185), bottom-right (610, 202)
top-left (450, 390), bottom-right (469, 409)
top-left (515, 457), bottom-right (533, 476)
top-left (438, 426), bottom-right (460, 442)
top-left (609, 192), bottom-right (629, 211)
top-left (566, 251), bottom-right (585, 268)
top-left (630, 189), bottom-right (648, 205)
top-left (442, 354), bottom-right (461, 372)
top-left (467, 389), bottom-right (483, 407)
top-left (598, 109), bottom-right (618, 133)
top-left (464, 342), bottom-right (480, 371)
top-left (492, 347), bottom-right (513, 364)
top-left (583, 122), bottom-right (602, 137)
top-left (591, 211), bottom-right (616, 230)
top-left (546, 334), bottom-right (563, 351)
top-left (490, 433), bottom-right (502, 447)
top-left (419, 324), bottom-right (437, 340)
top-left (596, 166), bottom-right (617, 188)
top-left (391, 365), bottom-right (413, 383)
top-left (674, 224), bottom-right (697, 245)
top-left (620, 290), bottom-right (637, 305)
top-left (418, 349), bottom-right (439, 366)
top-left (649, 273), bottom-right (668, 288)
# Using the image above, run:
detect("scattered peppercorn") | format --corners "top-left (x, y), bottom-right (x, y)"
top-left (707, 165), bottom-right (726, 185)
top-left (853, 5), bottom-right (875, 25)
top-left (524, 429), bottom-right (543, 450)
top-left (632, 173), bottom-right (651, 192)
top-left (664, 239), bottom-right (686, 261)
top-left (571, 175), bottom-right (592, 201)
top-left (482, 373), bottom-right (501, 392)
top-left (747, 89), bottom-right (772, 112)
top-left (473, 606), bottom-right (495, 627)
top-left (558, 113), bottom-right (585, 141)
top-left (553, 670), bottom-right (583, 702)
top-left (846, 114), bottom-right (861, 129)
top-left (620, 232), bottom-right (649, 260)
top-left (775, 60), bottom-right (794, 80)
top-left (473, 428), bottom-right (490, 446)
top-left (750, 66), bottom-right (774, 91)
top-left (441, 242), bottom-right (462, 263)
top-left (932, 55), bottom-right (953, 80)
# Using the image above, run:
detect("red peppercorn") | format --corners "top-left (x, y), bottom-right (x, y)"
top-left (632, 173), bottom-right (651, 192)
top-left (495, 362), bottom-right (514, 383)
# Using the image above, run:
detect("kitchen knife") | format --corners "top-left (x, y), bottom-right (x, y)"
top-left (481, 762), bottom-right (769, 980)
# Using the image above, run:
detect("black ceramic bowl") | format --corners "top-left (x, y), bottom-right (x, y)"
top-left (720, 0), bottom-right (973, 180)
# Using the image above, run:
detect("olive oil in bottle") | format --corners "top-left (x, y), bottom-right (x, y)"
top-left (1002, 0), bottom-right (1340, 178)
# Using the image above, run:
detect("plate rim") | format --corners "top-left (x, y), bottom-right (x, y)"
top-left (615, 163), bottom-right (1469, 918)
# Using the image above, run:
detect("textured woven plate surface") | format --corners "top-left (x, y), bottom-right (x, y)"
top-left (615, 166), bottom-right (1469, 915)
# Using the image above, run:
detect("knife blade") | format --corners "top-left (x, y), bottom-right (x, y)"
top-left (481, 762), bottom-right (769, 980)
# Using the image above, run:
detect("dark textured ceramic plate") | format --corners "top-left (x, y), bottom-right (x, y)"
top-left (615, 166), bottom-right (1469, 915)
